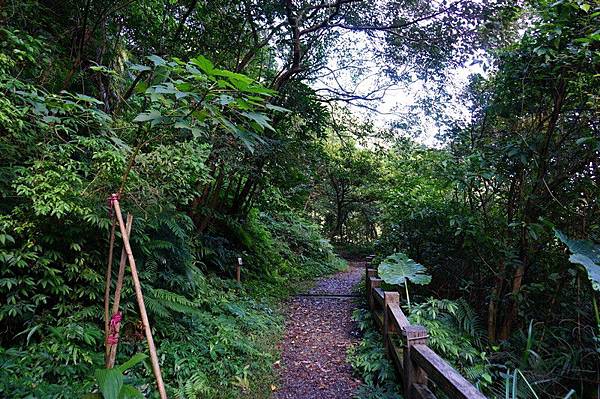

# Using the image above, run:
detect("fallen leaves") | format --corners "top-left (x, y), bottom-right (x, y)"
top-left (273, 262), bottom-right (364, 399)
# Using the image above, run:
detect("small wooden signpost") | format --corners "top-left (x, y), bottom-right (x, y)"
top-left (236, 257), bottom-right (243, 283)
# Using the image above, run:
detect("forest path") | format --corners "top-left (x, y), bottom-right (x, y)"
top-left (273, 261), bottom-right (364, 399)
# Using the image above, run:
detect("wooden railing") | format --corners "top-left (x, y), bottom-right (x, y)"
top-left (364, 258), bottom-right (487, 399)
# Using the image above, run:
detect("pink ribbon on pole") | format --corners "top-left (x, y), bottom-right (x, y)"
top-left (107, 193), bottom-right (120, 218)
top-left (107, 311), bottom-right (122, 345)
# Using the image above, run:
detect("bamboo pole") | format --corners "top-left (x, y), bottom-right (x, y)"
top-left (112, 198), bottom-right (168, 399)
top-left (112, 214), bottom-right (133, 316)
top-left (104, 217), bottom-right (117, 358)
top-left (106, 214), bottom-right (133, 368)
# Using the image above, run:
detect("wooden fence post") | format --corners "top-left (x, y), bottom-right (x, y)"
top-left (366, 269), bottom-right (377, 306)
top-left (403, 325), bottom-right (428, 399)
top-left (383, 291), bottom-right (399, 356)
top-left (365, 254), bottom-right (375, 274)
top-left (369, 277), bottom-right (382, 311)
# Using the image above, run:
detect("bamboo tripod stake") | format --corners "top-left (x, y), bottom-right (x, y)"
top-left (103, 219), bottom-right (117, 354)
top-left (111, 197), bottom-right (168, 399)
top-left (106, 214), bottom-right (133, 367)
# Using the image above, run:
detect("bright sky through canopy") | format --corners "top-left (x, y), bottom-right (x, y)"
top-left (311, 29), bottom-right (487, 147)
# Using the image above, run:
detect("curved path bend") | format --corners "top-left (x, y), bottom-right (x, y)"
top-left (273, 261), bottom-right (364, 399)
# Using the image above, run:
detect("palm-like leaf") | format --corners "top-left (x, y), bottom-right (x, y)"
top-left (378, 252), bottom-right (431, 286)
top-left (555, 230), bottom-right (600, 291)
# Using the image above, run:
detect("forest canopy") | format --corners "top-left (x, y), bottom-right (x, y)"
top-left (0, 0), bottom-right (598, 398)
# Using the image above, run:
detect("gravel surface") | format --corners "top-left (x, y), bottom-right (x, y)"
top-left (273, 261), bottom-right (364, 399)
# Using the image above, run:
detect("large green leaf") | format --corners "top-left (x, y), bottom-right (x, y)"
top-left (241, 111), bottom-right (275, 131)
top-left (555, 230), bottom-right (600, 291)
top-left (116, 353), bottom-right (148, 373)
top-left (378, 252), bottom-right (432, 286)
top-left (133, 109), bottom-right (161, 123)
top-left (190, 55), bottom-right (214, 74)
top-left (94, 368), bottom-right (123, 399)
top-left (265, 103), bottom-right (291, 113)
top-left (147, 54), bottom-right (166, 66)
top-left (118, 384), bottom-right (144, 399)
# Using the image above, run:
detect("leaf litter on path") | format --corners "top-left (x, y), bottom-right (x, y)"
top-left (272, 262), bottom-right (364, 399)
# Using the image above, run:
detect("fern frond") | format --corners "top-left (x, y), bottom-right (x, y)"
top-left (179, 371), bottom-right (214, 399)
top-left (144, 296), bottom-right (170, 319)
top-left (147, 288), bottom-right (200, 315)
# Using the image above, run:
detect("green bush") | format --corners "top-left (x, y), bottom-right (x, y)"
top-left (240, 210), bottom-right (346, 297)
top-left (0, 29), bottom-right (346, 397)
top-left (347, 309), bottom-right (401, 399)
top-left (408, 299), bottom-right (492, 389)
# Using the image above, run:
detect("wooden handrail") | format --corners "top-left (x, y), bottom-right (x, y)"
top-left (411, 345), bottom-right (487, 399)
top-left (387, 302), bottom-right (410, 330)
top-left (365, 265), bottom-right (487, 399)
top-left (373, 287), bottom-right (385, 306)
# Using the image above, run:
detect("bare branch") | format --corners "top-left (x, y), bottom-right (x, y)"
top-left (301, 0), bottom-right (466, 36)
top-left (172, 0), bottom-right (199, 43)
top-left (272, 0), bottom-right (303, 90)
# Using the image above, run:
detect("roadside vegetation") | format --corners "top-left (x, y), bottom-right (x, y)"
top-left (1, 0), bottom-right (598, 398)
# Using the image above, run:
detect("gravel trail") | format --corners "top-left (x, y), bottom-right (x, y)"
top-left (273, 261), bottom-right (364, 399)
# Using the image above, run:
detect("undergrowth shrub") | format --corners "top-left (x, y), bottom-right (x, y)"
top-left (155, 275), bottom-right (282, 399)
top-left (348, 308), bottom-right (401, 399)
top-left (241, 210), bottom-right (346, 297)
top-left (408, 298), bottom-right (493, 390)
top-left (0, 26), bottom-right (347, 399)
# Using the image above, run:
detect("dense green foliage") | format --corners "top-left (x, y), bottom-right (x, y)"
top-left (0, 0), bottom-right (598, 398)
top-left (320, 2), bottom-right (600, 397)
top-left (0, 1), bottom-right (347, 397)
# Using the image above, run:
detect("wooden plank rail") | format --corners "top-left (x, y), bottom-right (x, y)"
top-left (373, 287), bottom-right (385, 306)
top-left (364, 261), bottom-right (487, 399)
top-left (388, 302), bottom-right (410, 330)
top-left (411, 345), bottom-right (486, 399)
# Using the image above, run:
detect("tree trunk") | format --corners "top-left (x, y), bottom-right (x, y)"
top-left (487, 260), bottom-right (505, 343)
